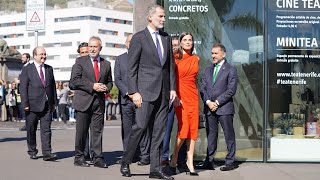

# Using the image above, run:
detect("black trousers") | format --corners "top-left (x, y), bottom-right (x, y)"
top-left (75, 97), bottom-right (104, 162)
top-left (26, 102), bottom-right (52, 156)
top-left (121, 102), bottom-right (150, 161)
top-left (58, 104), bottom-right (67, 123)
top-left (122, 91), bottom-right (168, 172)
top-left (205, 113), bottom-right (235, 166)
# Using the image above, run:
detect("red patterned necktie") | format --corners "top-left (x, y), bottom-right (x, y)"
top-left (93, 58), bottom-right (99, 82)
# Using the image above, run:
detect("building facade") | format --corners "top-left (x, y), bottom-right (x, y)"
top-left (0, 6), bottom-right (133, 81)
top-left (157, 0), bottom-right (320, 163)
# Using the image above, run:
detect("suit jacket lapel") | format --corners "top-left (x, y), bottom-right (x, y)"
top-left (98, 58), bottom-right (106, 82)
top-left (144, 28), bottom-right (162, 65)
top-left (213, 62), bottom-right (229, 86)
top-left (160, 31), bottom-right (167, 64)
top-left (85, 56), bottom-right (96, 82)
top-left (32, 63), bottom-right (44, 87)
top-left (44, 64), bottom-right (50, 87)
top-left (209, 64), bottom-right (214, 87)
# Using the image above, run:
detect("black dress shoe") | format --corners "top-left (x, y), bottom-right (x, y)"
top-left (43, 153), bottom-right (57, 161)
top-left (84, 155), bottom-right (92, 162)
top-left (29, 155), bottom-right (37, 160)
top-left (149, 171), bottom-right (174, 180)
top-left (196, 161), bottom-right (215, 170)
top-left (94, 160), bottom-right (108, 168)
top-left (137, 160), bottom-right (149, 166)
top-left (186, 171), bottom-right (199, 176)
top-left (220, 165), bottom-right (235, 171)
top-left (74, 158), bottom-right (90, 167)
top-left (120, 161), bottom-right (131, 177)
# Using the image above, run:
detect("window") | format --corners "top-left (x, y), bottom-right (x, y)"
top-left (46, 55), bottom-right (60, 60)
top-left (0, 21), bottom-right (25, 27)
top-left (43, 42), bottom-right (72, 48)
top-left (98, 29), bottom-right (118, 35)
top-left (105, 18), bottom-right (132, 25)
top-left (54, 29), bottom-right (80, 35)
top-left (55, 15), bottom-right (101, 22)
top-left (28, 31), bottom-right (46, 37)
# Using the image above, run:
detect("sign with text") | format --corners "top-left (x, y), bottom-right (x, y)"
top-left (26, 0), bottom-right (46, 31)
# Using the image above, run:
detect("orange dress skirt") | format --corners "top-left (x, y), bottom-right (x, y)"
top-left (174, 53), bottom-right (199, 140)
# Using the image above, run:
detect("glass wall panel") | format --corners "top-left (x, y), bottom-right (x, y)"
top-left (267, 0), bottom-right (320, 162)
top-left (164, 0), bottom-right (264, 161)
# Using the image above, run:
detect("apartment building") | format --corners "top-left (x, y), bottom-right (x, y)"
top-left (0, 6), bottom-right (133, 81)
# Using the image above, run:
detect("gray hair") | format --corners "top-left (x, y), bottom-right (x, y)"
top-left (146, 5), bottom-right (164, 17)
top-left (89, 36), bottom-right (102, 46)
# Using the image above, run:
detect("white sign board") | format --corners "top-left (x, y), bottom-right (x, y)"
top-left (26, 0), bottom-right (46, 31)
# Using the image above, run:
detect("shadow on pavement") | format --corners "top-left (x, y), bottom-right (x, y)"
top-left (55, 151), bottom-right (75, 160)
top-left (103, 151), bottom-right (123, 165)
top-left (0, 137), bottom-right (26, 142)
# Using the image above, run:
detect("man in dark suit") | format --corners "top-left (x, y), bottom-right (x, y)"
top-left (70, 36), bottom-right (113, 168)
top-left (19, 52), bottom-right (32, 131)
top-left (120, 5), bottom-right (177, 180)
top-left (114, 35), bottom-right (150, 165)
top-left (200, 43), bottom-right (238, 171)
top-left (20, 46), bottom-right (57, 161)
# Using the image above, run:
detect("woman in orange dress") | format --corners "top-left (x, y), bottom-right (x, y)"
top-left (170, 32), bottom-right (199, 176)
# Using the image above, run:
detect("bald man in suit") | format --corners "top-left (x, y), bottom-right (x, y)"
top-left (20, 46), bottom-right (57, 161)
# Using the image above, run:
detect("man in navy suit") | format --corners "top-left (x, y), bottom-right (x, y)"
top-left (120, 5), bottom-right (177, 180)
top-left (20, 46), bottom-right (57, 161)
top-left (114, 35), bottom-right (150, 165)
top-left (200, 43), bottom-right (238, 171)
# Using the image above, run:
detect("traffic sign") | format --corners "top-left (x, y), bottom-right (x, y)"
top-left (26, 0), bottom-right (46, 31)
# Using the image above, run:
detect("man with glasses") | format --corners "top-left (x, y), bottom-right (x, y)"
top-left (20, 46), bottom-right (58, 161)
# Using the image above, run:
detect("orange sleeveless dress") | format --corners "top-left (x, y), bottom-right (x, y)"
top-left (174, 53), bottom-right (199, 140)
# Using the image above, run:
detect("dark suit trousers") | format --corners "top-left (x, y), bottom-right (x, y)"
top-left (205, 113), bottom-right (235, 166)
top-left (122, 91), bottom-right (168, 172)
top-left (26, 102), bottom-right (52, 156)
top-left (75, 97), bottom-right (104, 161)
top-left (121, 102), bottom-right (150, 162)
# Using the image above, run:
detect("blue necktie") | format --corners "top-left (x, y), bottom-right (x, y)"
top-left (154, 32), bottom-right (163, 65)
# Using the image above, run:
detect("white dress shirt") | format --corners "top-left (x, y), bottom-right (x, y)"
top-left (147, 26), bottom-right (164, 58)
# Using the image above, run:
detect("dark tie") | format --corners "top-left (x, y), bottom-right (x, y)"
top-left (212, 64), bottom-right (220, 84)
top-left (93, 58), bottom-right (99, 82)
top-left (39, 64), bottom-right (45, 87)
top-left (154, 32), bottom-right (163, 65)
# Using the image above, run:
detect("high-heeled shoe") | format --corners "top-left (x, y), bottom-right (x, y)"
top-left (186, 171), bottom-right (199, 176)
top-left (185, 162), bottom-right (199, 176)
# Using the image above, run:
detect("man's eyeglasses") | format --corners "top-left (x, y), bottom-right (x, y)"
top-left (80, 51), bottom-right (89, 54)
top-left (36, 53), bottom-right (47, 56)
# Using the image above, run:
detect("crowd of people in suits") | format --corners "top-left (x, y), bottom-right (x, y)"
top-left (10, 4), bottom-right (239, 180)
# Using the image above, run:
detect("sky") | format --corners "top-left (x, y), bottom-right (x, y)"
top-left (128, 0), bottom-right (134, 4)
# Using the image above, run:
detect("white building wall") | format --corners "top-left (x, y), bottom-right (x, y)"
top-left (0, 7), bottom-right (133, 81)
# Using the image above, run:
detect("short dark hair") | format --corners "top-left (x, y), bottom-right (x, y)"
top-left (212, 43), bottom-right (226, 53)
top-left (22, 53), bottom-right (30, 60)
top-left (77, 42), bottom-right (88, 53)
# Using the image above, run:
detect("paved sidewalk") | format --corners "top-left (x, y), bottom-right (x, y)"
top-left (0, 120), bottom-right (319, 180)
